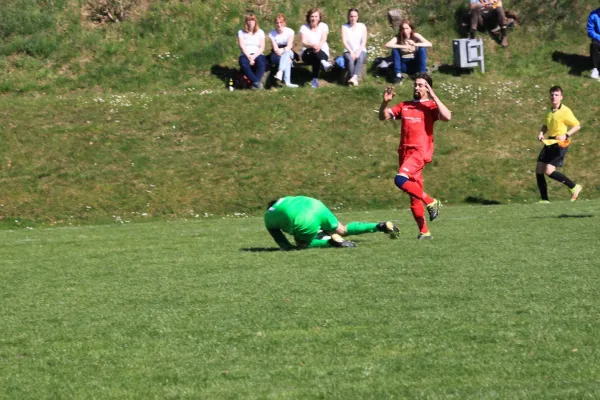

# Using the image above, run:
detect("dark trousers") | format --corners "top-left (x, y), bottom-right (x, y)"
top-left (591, 39), bottom-right (600, 70)
top-left (239, 54), bottom-right (267, 85)
top-left (470, 6), bottom-right (507, 31)
top-left (301, 49), bottom-right (328, 78)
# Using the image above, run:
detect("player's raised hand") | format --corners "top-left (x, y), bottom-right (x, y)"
top-left (384, 86), bottom-right (395, 102)
top-left (423, 80), bottom-right (435, 98)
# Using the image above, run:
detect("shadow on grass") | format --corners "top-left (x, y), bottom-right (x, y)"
top-left (211, 62), bottom-right (342, 89)
top-left (551, 51), bottom-right (591, 76)
top-left (242, 237), bottom-right (368, 252)
top-left (557, 214), bottom-right (593, 219)
top-left (532, 214), bottom-right (594, 219)
top-left (465, 196), bottom-right (501, 205)
top-left (437, 64), bottom-right (476, 76)
top-left (210, 64), bottom-right (239, 90)
top-left (291, 64), bottom-right (348, 87)
top-left (241, 247), bottom-right (282, 252)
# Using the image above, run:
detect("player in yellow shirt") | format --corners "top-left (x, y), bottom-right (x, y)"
top-left (536, 86), bottom-right (582, 203)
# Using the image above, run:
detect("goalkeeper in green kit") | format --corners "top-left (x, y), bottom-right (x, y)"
top-left (264, 196), bottom-right (400, 250)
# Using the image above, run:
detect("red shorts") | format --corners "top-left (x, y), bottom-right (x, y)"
top-left (398, 147), bottom-right (426, 185)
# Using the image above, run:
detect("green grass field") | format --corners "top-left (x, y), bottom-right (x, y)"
top-left (1, 200), bottom-right (599, 399)
top-left (2, 0), bottom-right (600, 397)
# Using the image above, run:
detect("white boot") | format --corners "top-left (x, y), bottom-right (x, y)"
top-left (591, 68), bottom-right (600, 80)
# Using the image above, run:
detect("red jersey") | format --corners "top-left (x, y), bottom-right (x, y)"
top-left (388, 100), bottom-right (440, 162)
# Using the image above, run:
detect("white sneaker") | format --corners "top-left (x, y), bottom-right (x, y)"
top-left (274, 70), bottom-right (283, 82)
top-left (348, 75), bottom-right (359, 86)
top-left (395, 73), bottom-right (403, 85)
top-left (321, 60), bottom-right (333, 72)
top-left (591, 68), bottom-right (600, 80)
top-left (285, 83), bottom-right (298, 88)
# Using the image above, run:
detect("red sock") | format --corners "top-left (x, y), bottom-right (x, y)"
top-left (400, 180), bottom-right (434, 205)
top-left (410, 196), bottom-right (428, 233)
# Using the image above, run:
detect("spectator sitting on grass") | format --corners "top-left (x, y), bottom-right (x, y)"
top-left (341, 8), bottom-right (367, 87)
top-left (300, 7), bottom-right (333, 89)
top-left (385, 19), bottom-right (431, 84)
top-left (468, 0), bottom-right (509, 48)
top-left (587, 3), bottom-right (600, 80)
top-left (238, 13), bottom-right (267, 90)
top-left (268, 13), bottom-right (298, 88)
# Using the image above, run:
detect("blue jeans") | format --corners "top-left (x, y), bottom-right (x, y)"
top-left (239, 54), bottom-right (267, 85)
top-left (269, 50), bottom-right (294, 84)
top-left (392, 47), bottom-right (427, 75)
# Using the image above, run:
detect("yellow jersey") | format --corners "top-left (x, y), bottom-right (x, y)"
top-left (544, 104), bottom-right (579, 138)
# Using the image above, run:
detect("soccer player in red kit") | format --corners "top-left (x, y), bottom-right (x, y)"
top-left (378, 72), bottom-right (452, 239)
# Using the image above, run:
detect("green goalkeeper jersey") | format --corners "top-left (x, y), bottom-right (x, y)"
top-left (264, 196), bottom-right (339, 242)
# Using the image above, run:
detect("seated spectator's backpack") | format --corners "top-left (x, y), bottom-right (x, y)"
top-left (373, 56), bottom-right (395, 81)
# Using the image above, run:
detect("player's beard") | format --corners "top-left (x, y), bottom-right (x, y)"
top-left (413, 89), bottom-right (428, 101)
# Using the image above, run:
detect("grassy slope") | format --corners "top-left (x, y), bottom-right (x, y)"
top-left (1, 0), bottom-right (599, 224)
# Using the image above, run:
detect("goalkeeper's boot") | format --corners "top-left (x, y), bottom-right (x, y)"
top-left (329, 233), bottom-right (357, 248)
top-left (570, 184), bottom-right (582, 202)
top-left (377, 221), bottom-right (399, 239)
top-left (426, 199), bottom-right (441, 221)
top-left (417, 231), bottom-right (432, 240)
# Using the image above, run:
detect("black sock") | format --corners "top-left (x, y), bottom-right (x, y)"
top-left (536, 174), bottom-right (549, 200)
top-left (469, 30), bottom-right (476, 39)
top-left (549, 171), bottom-right (575, 189)
top-left (501, 27), bottom-right (507, 37)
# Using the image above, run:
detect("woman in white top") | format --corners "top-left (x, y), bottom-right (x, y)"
top-left (385, 19), bottom-right (432, 84)
top-left (237, 13), bottom-right (267, 89)
top-left (300, 8), bottom-right (333, 89)
top-left (268, 13), bottom-right (298, 88)
top-left (341, 8), bottom-right (368, 86)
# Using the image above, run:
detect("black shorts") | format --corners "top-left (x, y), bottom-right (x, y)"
top-left (537, 144), bottom-right (568, 167)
